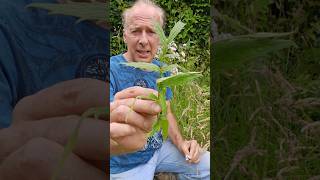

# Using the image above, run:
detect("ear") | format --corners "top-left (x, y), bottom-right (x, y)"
top-left (123, 30), bottom-right (127, 44)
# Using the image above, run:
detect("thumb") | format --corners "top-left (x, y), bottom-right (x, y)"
top-left (180, 141), bottom-right (191, 156)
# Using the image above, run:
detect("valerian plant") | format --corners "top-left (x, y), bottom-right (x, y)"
top-left (26, 2), bottom-right (201, 179)
top-left (122, 20), bottom-right (202, 139)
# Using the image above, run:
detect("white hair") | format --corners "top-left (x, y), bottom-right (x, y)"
top-left (122, 0), bottom-right (166, 29)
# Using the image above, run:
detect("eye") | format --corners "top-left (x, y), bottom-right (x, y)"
top-left (148, 30), bottom-right (156, 35)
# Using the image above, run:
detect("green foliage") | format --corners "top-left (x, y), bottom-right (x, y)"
top-left (122, 20), bottom-right (202, 140)
top-left (121, 62), bottom-right (160, 72)
top-left (157, 72), bottom-right (202, 88)
top-left (110, 0), bottom-right (210, 74)
top-left (213, 0), bottom-right (320, 178)
top-left (214, 38), bottom-right (296, 70)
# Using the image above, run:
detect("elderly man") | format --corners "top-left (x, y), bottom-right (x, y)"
top-left (109, 0), bottom-right (210, 179)
top-left (0, 0), bottom-right (160, 179)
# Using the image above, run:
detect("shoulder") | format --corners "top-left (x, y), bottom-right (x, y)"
top-left (110, 54), bottom-right (125, 65)
top-left (110, 54), bottom-right (126, 72)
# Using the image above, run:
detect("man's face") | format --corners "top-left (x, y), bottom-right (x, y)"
top-left (123, 5), bottom-right (160, 63)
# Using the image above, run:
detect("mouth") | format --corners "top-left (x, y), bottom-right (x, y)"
top-left (136, 50), bottom-right (150, 58)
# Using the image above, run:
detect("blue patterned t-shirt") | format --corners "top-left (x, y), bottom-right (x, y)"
top-left (110, 54), bottom-right (172, 174)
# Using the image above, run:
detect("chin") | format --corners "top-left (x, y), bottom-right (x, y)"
top-left (134, 57), bottom-right (153, 63)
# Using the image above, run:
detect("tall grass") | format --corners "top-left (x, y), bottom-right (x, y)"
top-left (212, 0), bottom-right (320, 178)
top-left (171, 81), bottom-right (210, 151)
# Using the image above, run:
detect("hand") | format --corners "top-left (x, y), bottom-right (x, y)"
top-left (110, 86), bottom-right (161, 155)
top-left (179, 140), bottom-right (201, 164)
top-left (13, 78), bottom-right (107, 122)
top-left (1, 78), bottom-right (108, 179)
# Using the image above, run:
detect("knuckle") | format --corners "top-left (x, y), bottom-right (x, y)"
top-left (114, 105), bottom-right (129, 122)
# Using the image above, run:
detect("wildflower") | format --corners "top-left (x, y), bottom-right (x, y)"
top-left (171, 67), bottom-right (179, 75)
top-left (181, 51), bottom-right (186, 58)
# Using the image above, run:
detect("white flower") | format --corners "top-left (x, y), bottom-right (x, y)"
top-left (180, 51), bottom-right (186, 58)
top-left (171, 67), bottom-right (179, 75)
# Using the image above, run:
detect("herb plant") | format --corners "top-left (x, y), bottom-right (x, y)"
top-left (26, 2), bottom-right (202, 179)
top-left (122, 20), bottom-right (202, 139)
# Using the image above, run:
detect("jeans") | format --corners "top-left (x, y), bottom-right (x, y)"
top-left (110, 140), bottom-right (210, 180)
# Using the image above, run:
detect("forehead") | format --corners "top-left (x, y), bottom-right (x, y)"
top-left (126, 5), bottom-right (161, 28)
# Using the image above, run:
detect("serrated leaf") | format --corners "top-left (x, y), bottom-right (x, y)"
top-left (154, 21), bottom-right (167, 46)
top-left (26, 2), bottom-right (108, 22)
top-left (157, 72), bottom-right (202, 87)
top-left (121, 62), bottom-right (160, 72)
top-left (167, 20), bottom-right (185, 44)
top-left (213, 38), bottom-right (297, 70)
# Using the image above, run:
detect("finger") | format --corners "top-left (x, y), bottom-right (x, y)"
top-left (110, 105), bottom-right (156, 132)
top-left (2, 115), bottom-right (107, 160)
top-left (190, 145), bottom-right (200, 163)
top-left (188, 140), bottom-right (199, 161)
top-left (0, 137), bottom-right (106, 180)
top-left (181, 141), bottom-right (191, 157)
top-left (13, 78), bottom-right (108, 121)
top-left (114, 86), bottom-right (158, 100)
top-left (110, 122), bottom-right (137, 138)
top-left (111, 98), bottom-right (161, 116)
top-left (111, 129), bottom-right (148, 155)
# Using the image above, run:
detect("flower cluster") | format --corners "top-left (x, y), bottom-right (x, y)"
top-left (156, 41), bottom-right (190, 64)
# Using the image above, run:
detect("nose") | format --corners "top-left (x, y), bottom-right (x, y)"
top-left (138, 31), bottom-right (148, 47)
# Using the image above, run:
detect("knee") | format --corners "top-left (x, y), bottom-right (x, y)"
top-left (200, 151), bottom-right (210, 169)
top-left (198, 151), bottom-right (210, 178)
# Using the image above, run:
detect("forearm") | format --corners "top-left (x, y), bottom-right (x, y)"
top-left (167, 112), bottom-right (184, 146)
top-left (166, 101), bottom-right (184, 150)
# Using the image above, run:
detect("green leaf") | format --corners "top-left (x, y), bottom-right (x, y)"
top-left (159, 88), bottom-right (167, 115)
top-left (148, 119), bottom-right (161, 137)
top-left (154, 21), bottom-right (167, 46)
top-left (160, 118), bottom-right (169, 140)
top-left (92, 107), bottom-right (109, 119)
top-left (234, 32), bottom-right (294, 39)
top-left (161, 64), bottom-right (179, 73)
top-left (121, 62), bottom-right (160, 72)
top-left (137, 93), bottom-right (158, 101)
top-left (157, 72), bottom-right (202, 87)
top-left (26, 2), bottom-right (108, 22)
top-left (213, 38), bottom-right (297, 70)
top-left (167, 20), bottom-right (185, 44)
